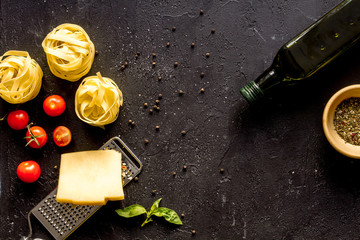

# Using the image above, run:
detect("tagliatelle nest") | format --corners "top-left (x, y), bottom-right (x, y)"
top-left (42, 23), bottom-right (95, 82)
top-left (0, 51), bottom-right (43, 104)
top-left (75, 72), bottom-right (123, 127)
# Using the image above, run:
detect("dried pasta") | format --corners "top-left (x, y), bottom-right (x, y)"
top-left (42, 23), bottom-right (95, 81)
top-left (75, 72), bottom-right (123, 127)
top-left (0, 51), bottom-right (43, 104)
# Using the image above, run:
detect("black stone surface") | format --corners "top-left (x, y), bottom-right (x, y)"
top-left (2, 0), bottom-right (360, 239)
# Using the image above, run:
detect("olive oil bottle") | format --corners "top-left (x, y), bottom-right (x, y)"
top-left (240, 0), bottom-right (360, 103)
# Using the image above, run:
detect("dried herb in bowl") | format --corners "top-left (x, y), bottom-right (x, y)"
top-left (334, 97), bottom-right (360, 145)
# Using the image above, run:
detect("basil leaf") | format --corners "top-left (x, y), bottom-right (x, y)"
top-left (149, 198), bottom-right (162, 216)
top-left (115, 204), bottom-right (147, 218)
top-left (152, 207), bottom-right (183, 225)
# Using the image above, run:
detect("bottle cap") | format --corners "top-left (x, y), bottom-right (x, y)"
top-left (240, 81), bottom-right (264, 103)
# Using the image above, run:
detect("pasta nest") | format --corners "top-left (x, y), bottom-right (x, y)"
top-left (0, 51), bottom-right (43, 104)
top-left (75, 72), bottom-right (123, 127)
top-left (42, 23), bottom-right (95, 82)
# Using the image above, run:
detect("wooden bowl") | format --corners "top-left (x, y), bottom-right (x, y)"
top-left (323, 85), bottom-right (360, 159)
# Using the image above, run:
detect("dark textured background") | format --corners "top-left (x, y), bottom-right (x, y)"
top-left (2, 0), bottom-right (360, 239)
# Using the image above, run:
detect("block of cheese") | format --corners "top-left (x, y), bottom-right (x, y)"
top-left (56, 149), bottom-right (124, 205)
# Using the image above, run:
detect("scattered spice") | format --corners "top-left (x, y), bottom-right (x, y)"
top-left (124, 61), bottom-right (128, 67)
top-left (179, 90), bottom-right (184, 96)
top-left (54, 165), bottom-right (58, 169)
top-left (153, 105), bottom-right (157, 109)
top-left (137, 51), bottom-right (140, 56)
top-left (200, 72), bottom-right (205, 78)
top-left (334, 97), bottom-right (360, 145)
top-left (181, 213), bottom-right (185, 218)
top-left (128, 119), bottom-right (132, 124)
top-left (173, 171), bottom-right (177, 176)
top-left (206, 52), bottom-right (210, 58)
top-left (200, 9), bottom-right (204, 15)
top-left (220, 168), bottom-right (224, 174)
top-left (152, 62), bottom-right (156, 67)
top-left (200, 88), bottom-right (205, 93)
top-left (183, 165), bottom-right (187, 171)
top-left (149, 109), bottom-right (153, 114)
top-left (95, 50), bottom-right (99, 55)
top-left (191, 230), bottom-right (196, 235)
top-left (152, 53), bottom-right (157, 58)
top-left (211, 28), bottom-right (216, 34)
top-left (172, 26), bottom-right (176, 32)
top-left (158, 76), bottom-right (162, 81)
top-left (166, 42), bottom-right (170, 47)
top-left (144, 102), bottom-right (148, 108)
top-left (158, 93), bottom-right (163, 99)
top-left (155, 99), bottom-right (160, 105)
top-left (191, 42), bottom-right (195, 48)
top-left (181, 130), bottom-right (186, 136)
top-left (121, 65), bottom-right (125, 70)
top-left (134, 176), bottom-right (139, 182)
top-left (152, 190), bottom-right (157, 195)
top-left (145, 139), bottom-right (149, 144)
top-left (131, 121), bottom-right (136, 127)
top-left (155, 125), bottom-right (160, 131)
top-left (174, 62), bottom-right (178, 67)
top-left (156, 106), bottom-right (160, 111)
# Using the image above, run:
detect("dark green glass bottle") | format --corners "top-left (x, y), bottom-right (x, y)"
top-left (240, 0), bottom-right (360, 104)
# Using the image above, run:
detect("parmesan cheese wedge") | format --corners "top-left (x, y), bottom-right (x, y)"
top-left (56, 149), bottom-right (124, 205)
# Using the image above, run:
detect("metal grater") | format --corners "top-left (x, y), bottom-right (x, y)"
top-left (29, 136), bottom-right (143, 240)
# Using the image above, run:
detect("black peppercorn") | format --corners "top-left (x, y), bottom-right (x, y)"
top-left (191, 42), bottom-right (195, 48)
top-left (152, 62), bottom-right (156, 67)
top-left (134, 176), bottom-right (139, 182)
top-left (220, 168), bottom-right (224, 173)
top-left (183, 165), bottom-right (187, 171)
top-left (179, 90), bottom-right (184, 96)
top-left (200, 88), bottom-right (205, 93)
top-left (211, 28), bottom-right (215, 33)
top-left (200, 9), bottom-right (204, 15)
top-left (155, 99), bottom-right (160, 105)
top-left (200, 72), bottom-right (205, 78)
top-left (149, 109), bottom-right (153, 114)
top-left (124, 61), bottom-right (128, 66)
top-left (131, 121), bottom-right (135, 127)
top-left (173, 171), bottom-right (177, 176)
top-left (155, 125), bottom-right (160, 131)
top-left (206, 52), bottom-right (210, 58)
top-left (152, 190), bottom-right (157, 195)
top-left (166, 42), bottom-right (170, 47)
top-left (137, 51), bottom-right (140, 56)
top-left (174, 62), bottom-right (178, 67)
top-left (153, 105), bottom-right (157, 109)
top-left (181, 130), bottom-right (186, 136)
top-left (156, 106), bottom-right (160, 111)
top-left (152, 53), bottom-right (156, 57)
top-left (128, 119), bottom-right (132, 124)
top-left (145, 139), bottom-right (149, 144)
top-left (191, 230), bottom-right (196, 235)
top-left (181, 213), bottom-right (185, 218)
top-left (144, 102), bottom-right (148, 108)
top-left (121, 65), bottom-right (125, 70)
top-left (158, 76), bottom-right (162, 81)
top-left (158, 93), bottom-right (163, 99)
top-left (172, 26), bottom-right (176, 31)
top-left (95, 50), bottom-right (99, 55)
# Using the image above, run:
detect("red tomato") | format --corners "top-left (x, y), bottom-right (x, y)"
top-left (53, 126), bottom-right (72, 147)
top-left (25, 126), bottom-right (48, 148)
top-left (7, 110), bottom-right (29, 130)
top-left (43, 95), bottom-right (66, 117)
top-left (17, 161), bottom-right (41, 183)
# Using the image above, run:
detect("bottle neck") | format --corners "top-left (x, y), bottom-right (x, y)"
top-left (240, 67), bottom-right (281, 103)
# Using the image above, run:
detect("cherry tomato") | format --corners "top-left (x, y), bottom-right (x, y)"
top-left (43, 95), bottom-right (66, 117)
top-left (17, 161), bottom-right (41, 183)
top-left (25, 126), bottom-right (48, 148)
top-left (7, 110), bottom-right (29, 130)
top-left (53, 126), bottom-right (72, 147)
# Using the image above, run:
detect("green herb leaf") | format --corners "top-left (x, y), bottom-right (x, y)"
top-left (115, 204), bottom-right (147, 218)
top-left (149, 198), bottom-right (162, 216)
top-left (152, 207), bottom-right (183, 225)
